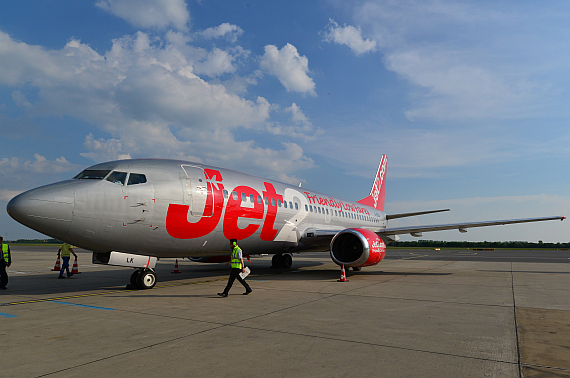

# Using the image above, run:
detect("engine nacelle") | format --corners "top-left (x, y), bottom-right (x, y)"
top-left (330, 228), bottom-right (386, 267)
top-left (188, 256), bottom-right (231, 263)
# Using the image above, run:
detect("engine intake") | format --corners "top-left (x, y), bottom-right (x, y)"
top-left (330, 228), bottom-right (386, 267)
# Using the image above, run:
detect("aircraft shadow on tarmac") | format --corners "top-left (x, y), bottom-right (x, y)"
top-left (0, 262), bottom-right (453, 301)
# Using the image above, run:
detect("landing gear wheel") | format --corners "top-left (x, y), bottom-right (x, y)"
top-left (352, 267), bottom-right (362, 271)
top-left (271, 253), bottom-right (283, 268)
top-left (136, 269), bottom-right (157, 290)
top-left (282, 254), bottom-right (293, 269)
top-left (129, 270), bottom-right (141, 288)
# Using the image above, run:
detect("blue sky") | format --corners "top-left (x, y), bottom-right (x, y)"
top-left (1, 0), bottom-right (569, 242)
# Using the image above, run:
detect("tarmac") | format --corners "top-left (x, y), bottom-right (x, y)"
top-left (1, 246), bottom-right (569, 378)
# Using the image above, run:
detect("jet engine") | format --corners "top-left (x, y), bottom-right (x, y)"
top-left (330, 228), bottom-right (386, 267)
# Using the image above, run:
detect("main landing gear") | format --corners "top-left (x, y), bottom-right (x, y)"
top-left (127, 268), bottom-right (157, 290)
top-left (271, 253), bottom-right (293, 269)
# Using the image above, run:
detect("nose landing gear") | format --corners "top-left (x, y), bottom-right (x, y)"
top-left (127, 268), bottom-right (157, 289)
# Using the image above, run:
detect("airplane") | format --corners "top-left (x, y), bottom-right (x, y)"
top-left (6, 155), bottom-right (565, 290)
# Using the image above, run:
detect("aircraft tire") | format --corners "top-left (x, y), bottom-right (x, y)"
top-left (271, 253), bottom-right (283, 268)
top-left (282, 254), bottom-right (293, 269)
top-left (136, 269), bottom-right (157, 289)
top-left (352, 267), bottom-right (362, 271)
top-left (129, 270), bottom-right (141, 288)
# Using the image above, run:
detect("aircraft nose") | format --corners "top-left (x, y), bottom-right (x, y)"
top-left (7, 182), bottom-right (75, 240)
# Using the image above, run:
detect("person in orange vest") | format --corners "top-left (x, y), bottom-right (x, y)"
top-left (57, 243), bottom-right (77, 279)
top-left (218, 239), bottom-right (252, 297)
top-left (0, 236), bottom-right (11, 290)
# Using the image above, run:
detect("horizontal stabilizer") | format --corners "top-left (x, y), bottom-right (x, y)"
top-left (386, 209), bottom-right (450, 220)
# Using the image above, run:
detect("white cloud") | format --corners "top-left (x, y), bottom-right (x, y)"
top-left (11, 90), bottom-right (32, 108)
top-left (353, 1), bottom-right (562, 121)
top-left (193, 47), bottom-right (247, 77)
top-left (197, 23), bottom-right (244, 43)
top-left (259, 44), bottom-right (316, 96)
top-left (323, 19), bottom-right (377, 55)
top-left (263, 103), bottom-right (321, 141)
top-left (80, 134), bottom-right (132, 162)
top-left (0, 154), bottom-right (79, 176)
top-left (0, 28), bottom-right (316, 182)
top-left (95, 0), bottom-right (190, 31)
top-left (0, 189), bottom-right (22, 202)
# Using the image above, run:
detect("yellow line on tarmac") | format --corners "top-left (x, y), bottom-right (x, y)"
top-left (0, 290), bottom-right (129, 306)
top-left (0, 277), bottom-right (229, 307)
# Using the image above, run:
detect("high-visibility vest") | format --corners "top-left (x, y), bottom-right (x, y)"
top-left (1, 244), bottom-right (9, 264)
top-left (230, 246), bottom-right (242, 269)
top-left (61, 243), bottom-right (72, 258)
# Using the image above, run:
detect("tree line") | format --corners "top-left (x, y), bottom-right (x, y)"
top-left (390, 240), bottom-right (569, 249)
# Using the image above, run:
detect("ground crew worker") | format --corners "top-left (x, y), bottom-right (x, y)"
top-left (218, 239), bottom-right (252, 297)
top-left (0, 236), bottom-right (11, 290)
top-left (57, 243), bottom-right (77, 279)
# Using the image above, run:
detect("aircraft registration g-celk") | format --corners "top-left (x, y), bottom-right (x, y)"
top-left (7, 155), bottom-right (565, 289)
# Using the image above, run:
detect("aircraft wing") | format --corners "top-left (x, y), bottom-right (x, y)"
top-left (378, 216), bottom-right (566, 238)
top-left (386, 209), bottom-right (450, 220)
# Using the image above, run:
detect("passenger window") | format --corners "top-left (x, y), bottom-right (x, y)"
top-left (278, 200), bottom-right (282, 207)
top-left (284, 201), bottom-right (288, 208)
top-left (305, 204), bottom-right (308, 211)
top-left (264, 197), bottom-right (269, 205)
top-left (257, 195), bottom-right (262, 204)
top-left (295, 203), bottom-right (299, 210)
top-left (127, 173), bottom-right (147, 185)
top-left (74, 169), bottom-right (110, 180)
top-left (326, 209), bottom-right (329, 215)
top-left (289, 201), bottom-right (293, 209)
top-left (223, 190), bottom-right (229, 199)
top-left (241, 193), bottom-right (246, 202)
top-left (271, 198), bottom-right (276, 206)
top-left (309, 205), bottom-right (313, 212)
top-left (318, 207), bottom-right (321, 214)
top-left (106, 171), bottom-right (127, 185)
top-left (249, 194), bottom-right (255, 203)
top-left (232, 191), bottom-right (238, 200)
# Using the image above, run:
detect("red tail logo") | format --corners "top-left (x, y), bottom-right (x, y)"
top-left (357, 155), bottom-right (387, 211)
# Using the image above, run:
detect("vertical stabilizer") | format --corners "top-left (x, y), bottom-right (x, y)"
top-left (357, 155), bottom-right (387, 211)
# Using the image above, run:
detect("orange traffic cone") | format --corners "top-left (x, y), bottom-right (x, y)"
top-left (71, 257), bottom-right (80, 274)
top-left (338, 264), bottom-right (348, 282)
top-left (172, 259), bottom-right (181, 274)
top-left (53, 255), bottom-right (61, 271)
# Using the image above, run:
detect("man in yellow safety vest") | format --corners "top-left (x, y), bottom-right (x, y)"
top-left (57, 243), bottom-right (77, 279)
top-left (218, 239), bottom-right (252, 297)
top-left (0, 236), bottom-right (11, 290)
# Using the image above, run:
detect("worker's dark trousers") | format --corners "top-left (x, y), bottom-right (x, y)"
top-left (59, 257), bottom-right (71, 277)
top-left (222, 268), bottom-right (251, 294)
top-left (0, 260), bottom-right (8, 288)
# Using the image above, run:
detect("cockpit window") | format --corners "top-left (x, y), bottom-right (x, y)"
top-left (106, 171), bottom-right (127, 185)
top-left (73, 170), bottom-right (111, 180)
top-left (127, 173), bottom-right (147, 185)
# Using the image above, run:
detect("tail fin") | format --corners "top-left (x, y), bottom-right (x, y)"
top-left (357, 155), bottom-right (387, 211)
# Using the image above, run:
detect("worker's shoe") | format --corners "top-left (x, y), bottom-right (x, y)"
top-left (217, 293), bottom-right (228, 297)
top-left (58, 275), bottom-right (66, 279)
top-left (68, 273), bottom-right (73, 277)
top-left (243, 289), bottom-right (252, 295)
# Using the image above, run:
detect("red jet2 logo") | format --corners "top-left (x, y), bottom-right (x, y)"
top-left (165, 169), bottom-right (284, 241)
